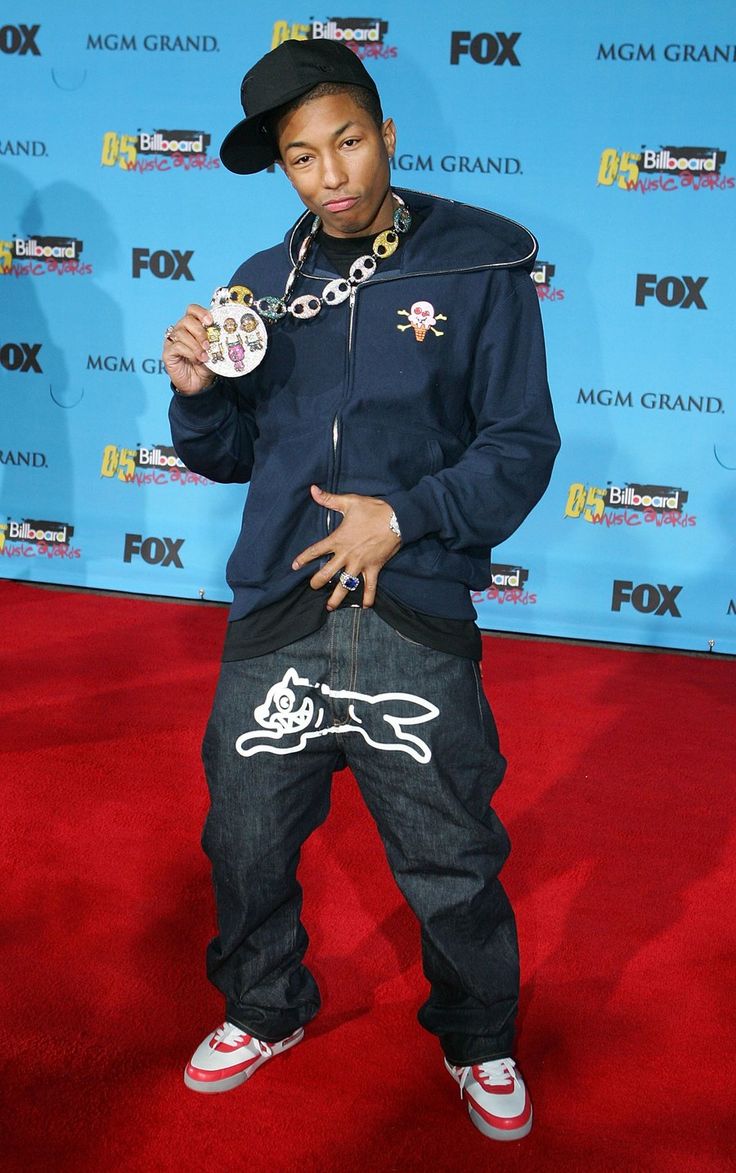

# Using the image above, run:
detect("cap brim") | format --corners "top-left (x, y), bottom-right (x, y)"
top-left (220, 75), bottom-right (333, 174)
top-left (220, 114), bottom-right (276, 175)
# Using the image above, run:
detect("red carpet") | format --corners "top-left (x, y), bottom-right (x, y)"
top-left (2, 581), bottom-right (734, 1172)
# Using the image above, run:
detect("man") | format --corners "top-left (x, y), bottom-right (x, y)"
top-left (163, 38), bottom-right (559, 1142)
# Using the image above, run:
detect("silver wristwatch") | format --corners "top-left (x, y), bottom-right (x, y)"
top-left (388, 511), bottom-right (401, 539)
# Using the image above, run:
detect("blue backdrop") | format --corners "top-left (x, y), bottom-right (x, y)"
top-left (2, 1), bottom-right (734, 653)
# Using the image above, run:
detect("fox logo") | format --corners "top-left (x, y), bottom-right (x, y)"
top-left (235, 667), bottom-right (439, 763)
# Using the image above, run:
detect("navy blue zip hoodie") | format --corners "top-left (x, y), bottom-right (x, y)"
top-left (169, 188), bottom-right (560, 622)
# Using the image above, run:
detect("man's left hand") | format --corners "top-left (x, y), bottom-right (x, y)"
top-left (292, 485), bottom-right (401, 610)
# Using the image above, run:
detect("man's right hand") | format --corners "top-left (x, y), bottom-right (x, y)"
top-left (163, 303), bottom-right (217, 396)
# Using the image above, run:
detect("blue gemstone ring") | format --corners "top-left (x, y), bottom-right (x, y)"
top-left (339, 572), bottom-right (361, 592)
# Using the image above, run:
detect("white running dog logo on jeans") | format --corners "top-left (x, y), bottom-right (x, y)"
top-left (235, 667), bottom-right (439, 764)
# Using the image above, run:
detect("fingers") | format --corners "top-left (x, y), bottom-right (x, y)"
top-left (292, 488), bottom-right (354, 569)
top-left (293, 491), bottom-right (399, 609)
top-left (293, 531), bottom-right (343, 570)
top-left (164, 305), bottom-right (212, 362)
top-left (320, 568), bottom-right (376, 611)
top-left (325, 570), bottom-right (362, 612)
top-left (361, 569), bottom-right (377, 609)
top-left (165, 305), bottom-right (212, 346)
top-left (162, 304), bottom-right (220, 393)
top-left (310, 484), bottom-right (348, 513)
top-left (297, 543), bottom-right (365, 609)
top-left (326, 583), bottom-right (348, 611)
top-left (307, 553), bottom-right (342, 590)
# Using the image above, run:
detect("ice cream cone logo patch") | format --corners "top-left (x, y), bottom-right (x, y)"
top-left (397, 300), bottom-right (447, 342)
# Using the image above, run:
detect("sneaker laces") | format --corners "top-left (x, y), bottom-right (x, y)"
top-left (213, 1022), bottom-right (251, 1048)
top-left (457, 1058), bottom-right (516, 1098)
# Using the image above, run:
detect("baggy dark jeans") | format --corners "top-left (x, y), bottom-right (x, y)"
top-left (201, 607), bottom-right (519, 1065)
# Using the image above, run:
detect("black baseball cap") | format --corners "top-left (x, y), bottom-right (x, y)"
top-left (220, 39), bottom-right (381, 175)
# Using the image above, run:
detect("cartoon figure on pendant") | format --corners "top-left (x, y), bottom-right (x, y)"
top-left (397, 300), bottom-right (447, 342)
top-left (206, 322), bottom-right (225, 364)
top-left (223, 317), bottom-right (246, 373)
top-left (241, 311), bottom-right (264, 352)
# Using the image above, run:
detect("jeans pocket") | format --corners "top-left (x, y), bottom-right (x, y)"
top-left (471, 660), bottom-right (488, 729)
top-left (391, 625), bottom-right (434, 650)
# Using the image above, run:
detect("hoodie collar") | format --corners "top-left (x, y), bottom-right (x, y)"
top-left (285, 186), bottom-right (538, 277)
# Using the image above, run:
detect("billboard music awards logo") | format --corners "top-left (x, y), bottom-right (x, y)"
top-left (271, 16), bottom-right (397, 58)
top-left (597, 144), bottom-right (732, 194)
top-left (565, 481), bottom-right (696, 529)
top-left (0, 517), bottom-right (80, 559)
top-left (0, 235), bottom-right (90, 277)
top-left (100, 442), bottom-right (211, 487)
top-left (532, 261), bottom-right (564, 303)
top-left (100, 129), bottom-right (218, 173)
top-left (471, 562), bottom-right (536, 606)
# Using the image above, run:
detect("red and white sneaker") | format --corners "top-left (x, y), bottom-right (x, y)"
top-left (445, 1056), bottom-right (533, 1141)
top-left (184, 1021), bottom-right (304, 1094)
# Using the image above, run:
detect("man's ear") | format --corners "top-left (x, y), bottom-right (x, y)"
top-left (382, 117), bottom-right (397, 160)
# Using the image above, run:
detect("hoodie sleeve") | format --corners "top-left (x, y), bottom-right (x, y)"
top-left (168, 376), bottom-right (259, 484)
top-left (167, 254), bottom-right (277, 484)
top-left (388, 269), bottom-right (560, 550)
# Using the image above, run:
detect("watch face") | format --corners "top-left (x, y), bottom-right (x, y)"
top-left (205, 287), bottom-right (268, 376)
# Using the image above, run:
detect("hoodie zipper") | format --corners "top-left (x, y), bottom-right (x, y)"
top-left (326, 414), bottom-right (339, 535)
top-left (326, 285), bottom-right (356, 536)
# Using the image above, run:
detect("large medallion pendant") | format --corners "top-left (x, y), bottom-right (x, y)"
top-left (205, 285), bottom-right (268, 377)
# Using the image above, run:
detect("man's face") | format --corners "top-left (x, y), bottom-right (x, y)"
top-left (276, 91), bottom-right (396, 238)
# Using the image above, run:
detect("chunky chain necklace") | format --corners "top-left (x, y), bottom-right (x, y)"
top-left (203, 194), bottom-right (411, 378)
top-left (257, 193), bottom-right (412, 322)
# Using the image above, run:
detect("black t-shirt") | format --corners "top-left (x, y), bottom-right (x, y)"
top-left (223, 578), bottom-right (481, 661)
top-left (222, 223), bottom-right (482, 663)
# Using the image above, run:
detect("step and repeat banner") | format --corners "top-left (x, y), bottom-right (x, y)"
top-left (1, 2), bottom-right (734, 653)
